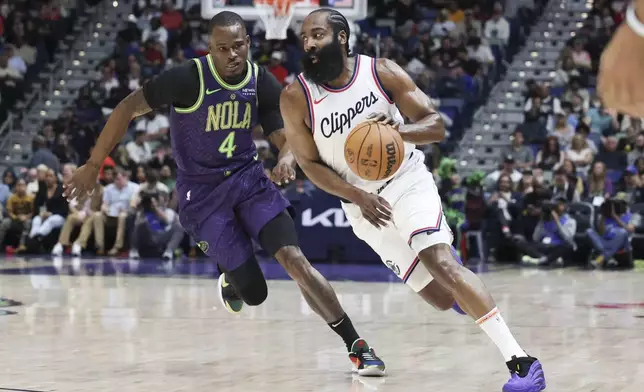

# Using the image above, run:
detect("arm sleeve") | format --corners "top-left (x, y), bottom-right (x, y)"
top-left (256, 65), bottom-right (285, 137)
top-left (142, 61), bottom-right (201, 110)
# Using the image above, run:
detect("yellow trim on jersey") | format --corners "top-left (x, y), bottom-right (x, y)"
top-left (206, 55), bottom-right (252, 90)
top-left (174, 58), bottom-right (205, 114)
top-left (253, 63), bottom-right (259, 107)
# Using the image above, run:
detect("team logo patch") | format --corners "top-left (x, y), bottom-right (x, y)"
top-left (197, 241), bottom-right (209, 253)
top-left (385, 260), bottom-right (400, 276)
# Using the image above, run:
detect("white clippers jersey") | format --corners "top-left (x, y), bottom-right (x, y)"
top-left (297, 55), bottom-right (419, 193)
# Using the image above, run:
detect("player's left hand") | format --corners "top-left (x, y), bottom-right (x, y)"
top-left (598, 21), bottom-right (644, 116)
top-left (271, 159), bottom-right (296, 186)
top-left (367, 112), bottom-right (401, 130)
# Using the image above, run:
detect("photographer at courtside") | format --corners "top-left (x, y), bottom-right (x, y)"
top-left (515, 197), bottom-right (577, 267)
top-left (128, 184), bottom-right (183, 262)
top-left (586, 194), bottom-right (640, 269)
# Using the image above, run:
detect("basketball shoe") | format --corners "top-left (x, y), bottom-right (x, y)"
top-left (349, 339), bottom-right (386, 377)
top-left (218, 273), bottom-right (244, 314)
top-left (503, 355), bottom-right (546, 392)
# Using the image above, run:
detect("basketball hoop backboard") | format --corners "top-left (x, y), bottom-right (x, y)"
top-left (201, 0), bottom-right (367, 22)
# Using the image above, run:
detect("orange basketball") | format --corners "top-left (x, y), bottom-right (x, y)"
top-left (344, 120), bottom-right (404, 181)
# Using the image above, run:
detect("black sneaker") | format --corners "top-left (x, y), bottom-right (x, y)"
top-left (0, 298), bottom-right (22, 307)
top-left (217, 273), bottom-right (244, 314)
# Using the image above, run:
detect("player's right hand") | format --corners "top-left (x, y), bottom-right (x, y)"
top-left (62, 163), bottom-right (100, 202)
top-left (355, 191), bottom-right (392, 228)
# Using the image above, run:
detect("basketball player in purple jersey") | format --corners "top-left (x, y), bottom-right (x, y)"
top-left (281, 9), bottom-right (545, 391)
top-left (63, 11), bottom-right (386, 376)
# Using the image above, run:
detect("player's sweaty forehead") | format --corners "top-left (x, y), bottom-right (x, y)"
top-left (210, 24), bottom-right (247, 47)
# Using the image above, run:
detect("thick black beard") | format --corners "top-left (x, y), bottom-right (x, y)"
top-left (301, 36), bottom-right (345, 85)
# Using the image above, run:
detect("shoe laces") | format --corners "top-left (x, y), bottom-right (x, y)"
top-left (360, 349), bottom-right (377, 361)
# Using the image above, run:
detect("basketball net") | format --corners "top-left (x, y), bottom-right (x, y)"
top-left (255, 0), bottom-right (297, 40)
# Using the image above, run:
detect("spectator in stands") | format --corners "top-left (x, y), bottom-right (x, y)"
top-left (566, 134), bottom-right (594, 174)
top-left (5, 44), bottom-right (26, 76)
top-left (159, 165), bottom-right (175, 191)
top-left (447, 1), bottom-right (465, 24)
top-left (2, 168), bottom-right (16, 190)
top-left (135, 110), bottom-right (169, 145)
top-left (552, 56), bottom-right (580, 87)
top-left (524, 84), bottom-right (561, 132)
top-left (131, 168), bottom-right (170, 208)
top-left (0, 179), bottom-right (33, 250)
top-left (26, 167), bottom-right (40, 195)
top-left (29, 135), bottom-right (60, 173)
top-left (551, 167), bottom-right (581, 203)
top-left (576, 122), bottom-right (598, 153)
top-left (484, 2), bottom-right (510, 46)
top-left (51, 182), bottom-right (103, 258)
top-left (129, 187), bottom-right (183, 261)
top-left (0, 174), bottom-right (9, 209)
top-left (142, 17), bottom-right (168, 54)
top-left (587, 99), bottom-right (618, 134)
top-left (562, 76), bottom-right (590, 110)
top-left (268, 51), bottom-right (288, 86)
top-left (483, 155), bottom-right (522, 192)
top-left (618, 166), bottom-right (644, 204)
top-left (627, 132), bottom-right (644, 166)
top-left (595, 135), bottom-right (627, 172)
top-left (0, 50), bottom-right (24, 109)
top-left (94, 169), bottom-right (139, 256)
top-left (29, 168), bottom-right (68, 242)
top-left (487, 174), bottom-right (522, 240)
top-left (453, 8), bottom-right (482, 38)
top-left (561, 159), bottom-right (586, 194)
top-left (536, 136), bottom-right (564, 171)
top-left (502, 129), bottom-right (533, 170)
top-left (98, 64), bottom-right (120, 96)
top-left (126, 130), bottom-right (153, 165)
top-left (466, 36), bottom-right (494, 70)
top-left (587, 161), bottom-right (614, 198)
top-left (517, 197), bottom-right (577, 267)
top-left (54, 134), bottom-right (79, 165)
top-left (570, 39), bottom-right (592, 71)
top-left (431, 9), bottom-right (456, 37)
top-left (160, 2), bottom-right (183, 33)
top-left (550, 112), bottom-right (575, 150)
top-left (587, 196), bottom-right (638, 268)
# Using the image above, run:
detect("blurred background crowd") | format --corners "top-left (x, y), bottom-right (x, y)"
top-left (0, 0), bottom-right (642, 270)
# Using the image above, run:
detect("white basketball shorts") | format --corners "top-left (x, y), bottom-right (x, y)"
top-left (342, 153), bottom-right (453, 292)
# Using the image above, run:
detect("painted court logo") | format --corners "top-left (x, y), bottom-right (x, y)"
top-left (197, 241), bottom-right (209, 253)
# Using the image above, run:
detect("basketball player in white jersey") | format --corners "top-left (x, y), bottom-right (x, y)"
top-left (599, 0), bottom-right (644, 116)
top-left (280, 9), bottom-right (546, 392)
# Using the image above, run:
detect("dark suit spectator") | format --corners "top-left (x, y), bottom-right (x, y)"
top-left (29, 135), bottom-right (60, 173)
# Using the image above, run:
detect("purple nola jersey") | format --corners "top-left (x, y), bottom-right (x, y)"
top-left (169, 55), bottom-right (260, 183)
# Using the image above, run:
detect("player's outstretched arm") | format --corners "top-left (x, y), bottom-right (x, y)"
top-left (280, 83), bottom-right (391, 227)
top-left (375, 58), bottom-right (446, 145)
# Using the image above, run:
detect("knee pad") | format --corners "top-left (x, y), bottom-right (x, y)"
top-left (226, 256), bottom-right (268, 306)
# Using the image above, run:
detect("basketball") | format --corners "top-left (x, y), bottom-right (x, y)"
top-left (344, 120), bottom-right (404, 181)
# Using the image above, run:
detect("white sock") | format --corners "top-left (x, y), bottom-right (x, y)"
top-left (476, 307), bottom-right (527, 361)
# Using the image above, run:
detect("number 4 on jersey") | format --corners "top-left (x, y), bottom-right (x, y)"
top-left (219, 132), bottom-right (236, 158)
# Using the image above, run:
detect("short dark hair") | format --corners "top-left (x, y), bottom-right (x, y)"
top-left (209, 11), bottom-right (247, 34)
top-left (309, 8), bottom-right (351, 55)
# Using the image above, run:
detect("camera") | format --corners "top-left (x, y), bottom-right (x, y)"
top-left (541, 201), bottom-right (556, 220)
top-left (601, 198), bottom-right (627, 217)
top-left (140, 189), bottom-right (159, 212)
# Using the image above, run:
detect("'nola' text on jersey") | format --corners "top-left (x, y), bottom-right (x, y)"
top-left (320, 91), bottom-right (379, 138)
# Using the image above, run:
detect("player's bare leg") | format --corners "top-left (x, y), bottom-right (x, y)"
top-left (275, 245), bottom-right (386, 376)
top-left (417, 243), bottom-right (545, 392)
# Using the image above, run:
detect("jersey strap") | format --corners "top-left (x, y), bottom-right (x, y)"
top-left (296, 74), bottom-right (315, 135)
top-left (174, 58), bottom-right (205, 114)
top-left (370, 57), bottom-right (394, 104)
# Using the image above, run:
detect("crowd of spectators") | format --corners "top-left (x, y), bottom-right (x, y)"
top-left (0, 0), bottom-right (80, 125)
top-left (440, 0), bottom-right (643, 269)
top-left (1, 0), bottom-right (638, 270)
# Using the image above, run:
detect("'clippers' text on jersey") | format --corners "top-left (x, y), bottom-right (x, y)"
top-left (320, 92), bottom-right (379, 138)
